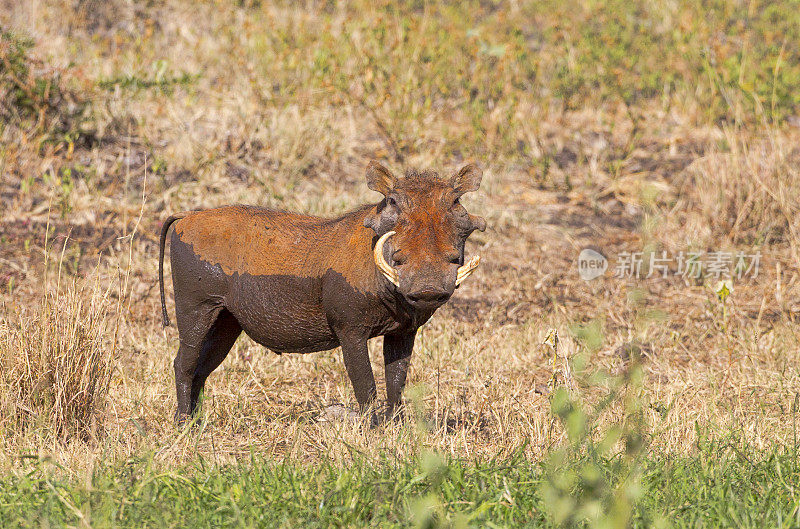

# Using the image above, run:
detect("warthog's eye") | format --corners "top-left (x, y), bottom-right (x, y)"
top-left (453, 197), bottom-right (460, 207)
top-left (387, 196), bottom-right (397, 207)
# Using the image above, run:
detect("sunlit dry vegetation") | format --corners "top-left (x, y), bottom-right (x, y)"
top-left (0, 0), bottom-right (799, 526)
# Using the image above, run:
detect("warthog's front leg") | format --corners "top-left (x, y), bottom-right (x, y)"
top-left (383, 331), bottom-right (415, 420)
top-left (338, 332), bottom-right (378, 420)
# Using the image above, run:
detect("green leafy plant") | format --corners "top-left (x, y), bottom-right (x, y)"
top-left (539, 321), bottom-right (653, 529)
top-left (0, 29), bottom-right (88, 140)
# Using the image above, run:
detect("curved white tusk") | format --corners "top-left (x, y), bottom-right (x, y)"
top-left (373, 231), bottom-right (399, 287)
top-left (455, 255), bottom-right (481, 286)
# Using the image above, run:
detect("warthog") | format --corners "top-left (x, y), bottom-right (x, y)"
top-left (159, 161), bottom-right (486, 423)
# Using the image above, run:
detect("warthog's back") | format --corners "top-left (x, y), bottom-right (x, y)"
top-left (173, 204), bottom-right (376, 284)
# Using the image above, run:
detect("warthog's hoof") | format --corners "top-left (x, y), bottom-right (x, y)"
top-left (384, 406), bottom-right (406, 423)
top-left (174, 410), bottom-right (201, 429)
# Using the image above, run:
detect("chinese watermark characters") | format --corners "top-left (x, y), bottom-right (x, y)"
top-left (577, 249), bottom-right (761, 281)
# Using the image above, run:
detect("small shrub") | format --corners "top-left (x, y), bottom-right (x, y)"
top-left (538, 324), bottom-right (651, 529)
top-left (0, 29), bottom-right (88, 140)
top-left (0, 270), bottom-right (118, 442)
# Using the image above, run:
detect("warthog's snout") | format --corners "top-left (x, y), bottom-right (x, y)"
top-left (406, 287), bottom-right (452, 308)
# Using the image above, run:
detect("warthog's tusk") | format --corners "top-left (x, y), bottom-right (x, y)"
top-left (373, 231), bottom-right (400, 287)
top-left (374, 231), bottom-right (481, 288)
top-left (455, 255), bottom-right (481, 286)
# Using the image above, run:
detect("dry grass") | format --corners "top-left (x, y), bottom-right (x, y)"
top-left (0, 0), bottom-right (798, 478)
top-left (665, 129), bottom-right (800, 261)
top-left (0, 260), bottom-right (117, 444)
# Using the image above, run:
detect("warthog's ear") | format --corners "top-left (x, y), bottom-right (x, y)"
top-left (366, 160), bottom-right (396, 196)
top-left (450, 163), bottom-right (483, 197)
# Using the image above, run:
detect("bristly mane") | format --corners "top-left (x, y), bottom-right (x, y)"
top-left (397, 168), bottom-right (450, 191)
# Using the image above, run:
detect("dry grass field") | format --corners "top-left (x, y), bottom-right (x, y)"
top-left (1, 1), bottom-right (799, 526)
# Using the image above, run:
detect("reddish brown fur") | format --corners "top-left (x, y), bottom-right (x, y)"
top-left (174, 205), bottom-right (379, 289)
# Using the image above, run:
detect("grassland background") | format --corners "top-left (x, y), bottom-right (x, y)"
top-left (1, 0), bottom-right (799, 527)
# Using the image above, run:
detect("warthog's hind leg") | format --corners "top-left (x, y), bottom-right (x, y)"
top-left (189, 308), bottom-right (241, 416)
top-left (173, 302), bottom-right (223, 424)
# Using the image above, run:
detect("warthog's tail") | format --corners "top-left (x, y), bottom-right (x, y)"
top-left (159, 211), bottom-right (191, 327)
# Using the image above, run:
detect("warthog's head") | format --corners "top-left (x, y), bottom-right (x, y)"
top-left (364, 161), bottom-right (487, 311)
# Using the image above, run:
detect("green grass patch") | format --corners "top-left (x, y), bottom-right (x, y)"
top-left (1, 442), bottom-right (798, 528)
top-left (97, 63), bottom-right (199, 94)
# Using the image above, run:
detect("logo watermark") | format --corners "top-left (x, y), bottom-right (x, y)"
top-left (577, 249), bottom-right (761, 281)
top-left (577, 249), bottom-right (608, 280)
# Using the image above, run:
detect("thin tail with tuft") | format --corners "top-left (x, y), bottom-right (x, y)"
top-left (159, 212), bottom-right (191, 327)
